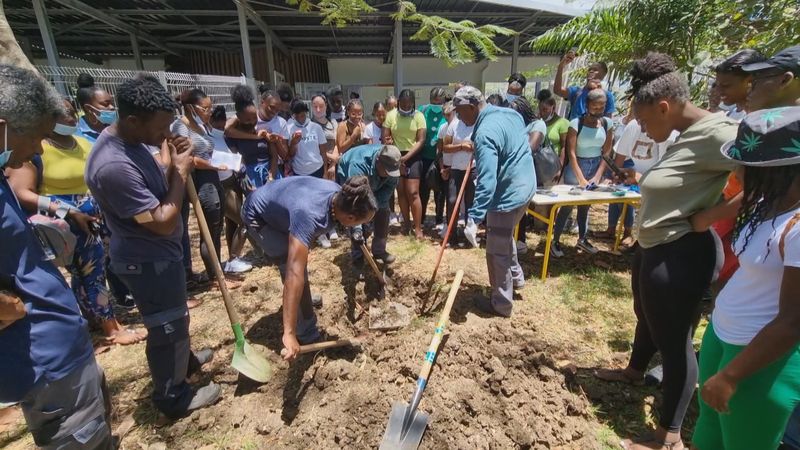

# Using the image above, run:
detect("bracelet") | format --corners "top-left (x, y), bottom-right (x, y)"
top-left (37, 195), bottom-right (52, 214)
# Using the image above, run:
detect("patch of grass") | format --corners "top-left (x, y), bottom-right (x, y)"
top-left (595, 424), bottom-right (621, 450)
top-left (393, 236), bottom-right (428, 260)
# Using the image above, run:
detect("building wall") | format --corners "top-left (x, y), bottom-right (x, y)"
top-left (327, 55), bottom-right (560, 88)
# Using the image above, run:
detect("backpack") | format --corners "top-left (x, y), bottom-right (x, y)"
top-left (533, 128), bottom-right (562, 188)
top-left (780, 212), bottom-right (800, 260)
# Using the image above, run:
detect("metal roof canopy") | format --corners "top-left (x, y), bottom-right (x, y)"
top-left (6, 0), bottom-right (579, 63)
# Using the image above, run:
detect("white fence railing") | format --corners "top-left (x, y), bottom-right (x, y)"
top-left (36, 66), bottom-right (262, 114)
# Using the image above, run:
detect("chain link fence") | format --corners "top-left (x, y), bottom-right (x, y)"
top-left (36, 66), bottom-right (261, 114)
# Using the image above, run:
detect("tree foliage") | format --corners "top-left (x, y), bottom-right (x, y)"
top-left (286, 0), bottom-right (516, 66)
top-left (530, 0), bottom-right (800, 98)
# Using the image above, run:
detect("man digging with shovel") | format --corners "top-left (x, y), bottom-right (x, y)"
top-left (242, 175), bottom-right (378, 360)
top-left (336, 144), bottom-right (401, 280)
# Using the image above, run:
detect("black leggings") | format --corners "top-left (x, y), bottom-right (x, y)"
top-left (447, 168), bottom-right (475, 224)
top-left (192, 169), bottom-right (224, 278)
top-left (629, 231), bottom-right (715, 433)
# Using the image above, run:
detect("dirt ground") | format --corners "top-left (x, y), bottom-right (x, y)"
top-left (1, 206), bottom-right (698, 450)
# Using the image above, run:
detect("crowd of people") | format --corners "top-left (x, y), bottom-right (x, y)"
top-left (1, 42), bottom-right (799, 450)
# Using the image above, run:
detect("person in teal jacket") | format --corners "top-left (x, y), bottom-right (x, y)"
top-left (453, 86), bottom-right (536, 317)
top-left (337, 144), bottom-right (401, 268)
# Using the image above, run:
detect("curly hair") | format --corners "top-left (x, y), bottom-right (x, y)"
top-left (210, 105), bottom-right (227, 124)
top-left (628, 52), bottom-right (689, 105)
top-left (0, 64), bottom-right (64, 134)
top-left (336, 175), bottom-right (378, 220)
top-left (536, 88), bottom-right (557, 106)
top-left (734, 165), bottom-right (800, 255)
top-left (231, 84), bottom-right (255, 114)
top-left (290, 98), bottom-right (309, 115)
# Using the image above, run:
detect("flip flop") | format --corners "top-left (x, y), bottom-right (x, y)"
top-left (594, 368), bottom-right (645, 386)
top-left (105, 327), bottom-right (147, 346)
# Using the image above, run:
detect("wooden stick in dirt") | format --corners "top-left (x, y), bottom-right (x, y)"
top-left (280, 339), bottom-right (361, 357)
top-left (423, 159), bottom-right (473, 307)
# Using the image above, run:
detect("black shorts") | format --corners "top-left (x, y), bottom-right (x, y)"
top-left (403, 154), bottom-right (428, 179)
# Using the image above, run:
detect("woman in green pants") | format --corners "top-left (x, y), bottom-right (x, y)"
top-left (692, 106), bottom-right (800, 450)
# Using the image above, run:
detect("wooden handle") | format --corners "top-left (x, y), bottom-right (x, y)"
top-left (186, 177), bottom-right (241, 325)
top-left (280, 339), bottom-right (360, 357)
top-left (361, 243), bottom-right (385, 285)
top-left (418, 270), bottom-right (464, 382)
top-left (428, 160), bottom-right (473, 286)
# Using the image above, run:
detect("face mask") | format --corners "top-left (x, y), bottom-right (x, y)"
top-left (90, 106), bottom-right (117, 125)
top-left (544, 113), bottom-right (555, 122)
top-left (506, 93), bottom-right (519, 102)
top-left (209, 127), bottom-right (223, 137)
top-left (428, 105), bottom-right (443, 114)
top-left (190, 106), bottom-right (207, 128)
top-left (295, 117), bottom-right (309, 127)
top-left (313, 109), bottom-right (327, 120)
top-left (398, 108), bottom-right (414, 117)
top-left (0, 125), bottom-right (12, 168)
top-left (53, 123), bottom-right (78, 136)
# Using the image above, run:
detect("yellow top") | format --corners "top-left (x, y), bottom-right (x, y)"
top-left (383, 109), bottom-right (426, 152)
top-left (39, 136), bottom-right (92, 196)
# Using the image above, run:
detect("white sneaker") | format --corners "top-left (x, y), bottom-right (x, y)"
top-left (439, 226), bottom-right (447, 239)
top-left (389, 213), bottom-right (400, 226)
top-left (435, 222), bottom-right (445, 231)
top-left (317, 234), bottom-right (332, 248)
top-left (328, 230), bottom-right (339, 241)
top-left (224, 257), bottom-right (253, 274)
top-left (550, 242), bottom-right (565, 258)
top-left (516, 241), bottom-right (528, 255)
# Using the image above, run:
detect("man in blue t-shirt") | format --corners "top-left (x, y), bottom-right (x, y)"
top-left (553, 50), bottom-right (616, 120)
top-left (0, 64), bottom-right (113, 449)
top-left (86, 75), bottom-right (220, 419)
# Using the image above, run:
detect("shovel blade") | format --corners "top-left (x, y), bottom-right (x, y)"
top-left (380, 401), bottom-right (429, 450)
top-left (232, 340), bottom-right (273, 383)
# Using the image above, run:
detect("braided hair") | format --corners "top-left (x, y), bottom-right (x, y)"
top-left (734, 165), bottom-right (800, 254)
top-left (509, 97), bottom-right (535, 125)
top-left (628, 52), bottom-right (689, 105)
top-left (336, 176), bottom-right (378, 220)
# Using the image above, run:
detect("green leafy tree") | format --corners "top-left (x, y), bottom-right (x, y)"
top-left (286, 0), bottom-right (516, 66)
top-left (530, 0), bottom-right (800, 99)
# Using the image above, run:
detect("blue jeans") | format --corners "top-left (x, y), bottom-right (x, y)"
top-left (554, 156), bottom-right (602, 242)
top-left (607, 159), bottom-right (635, 230)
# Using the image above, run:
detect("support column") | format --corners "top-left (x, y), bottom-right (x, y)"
top-left (264, 31), bottom-right (276, 86)
top-left (32, 0), bottom-right (65, 94)
top-left (511, 34), bottom-right (520, 74)
top-left (130, 34), bottom-right (144, 70)
top-left (393, 19), bottom-right (403, 95)
top-left (236, 1), bottom-right (255, 82)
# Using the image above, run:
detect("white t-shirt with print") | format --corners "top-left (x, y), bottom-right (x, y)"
top-left (364, 121), bottom-right (383, 145)
top-left (615, 119), bottom-right (678, 175)
top-left (445, 118), bottom-right (475, 171)
top-left (712, 207), bottom-right (800, 345)
top-left (438, 123), bottom-right (451, 166)
top-left (257, 113), bottom-right (287, 135)
top-left (282, 119), bottom-right (327, 176)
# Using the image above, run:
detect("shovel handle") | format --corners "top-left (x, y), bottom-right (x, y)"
top-left (418, 270), bottom-right (464, 384)
top-left (280, 339), bottom-right (360, 357)
top-left (428, 160), bottom-right (473, 287)
top-left (361, 243), bottom-right (385, 285)
top-left (186, 177), bottom-right (241, 325)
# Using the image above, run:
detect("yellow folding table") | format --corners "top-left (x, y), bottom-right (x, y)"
top-left (526, 187), bottom-right (642, 280)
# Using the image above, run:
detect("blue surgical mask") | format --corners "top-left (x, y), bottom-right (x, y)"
top-left (506, 93), bottom-right (519, 102)
top-left (89, 105), bottom-right (117, 125)
top-left (398, 108), bottom-right (414, 117)
top-left (0, 124), bottom-right (12, 168)
top-left (295, 117), bottom-right (310, 127)
top-left (53, 122), bottom-right (78, 136)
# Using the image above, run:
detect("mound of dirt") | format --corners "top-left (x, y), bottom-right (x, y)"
top-left (205, 269), bottom-right (597, 450)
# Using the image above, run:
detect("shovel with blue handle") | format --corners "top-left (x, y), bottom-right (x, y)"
top-left (379, 270), bottom-right (464, 450)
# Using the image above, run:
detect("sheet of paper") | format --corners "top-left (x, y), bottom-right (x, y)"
top-left (210, 150), bottom-right (242, 171)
